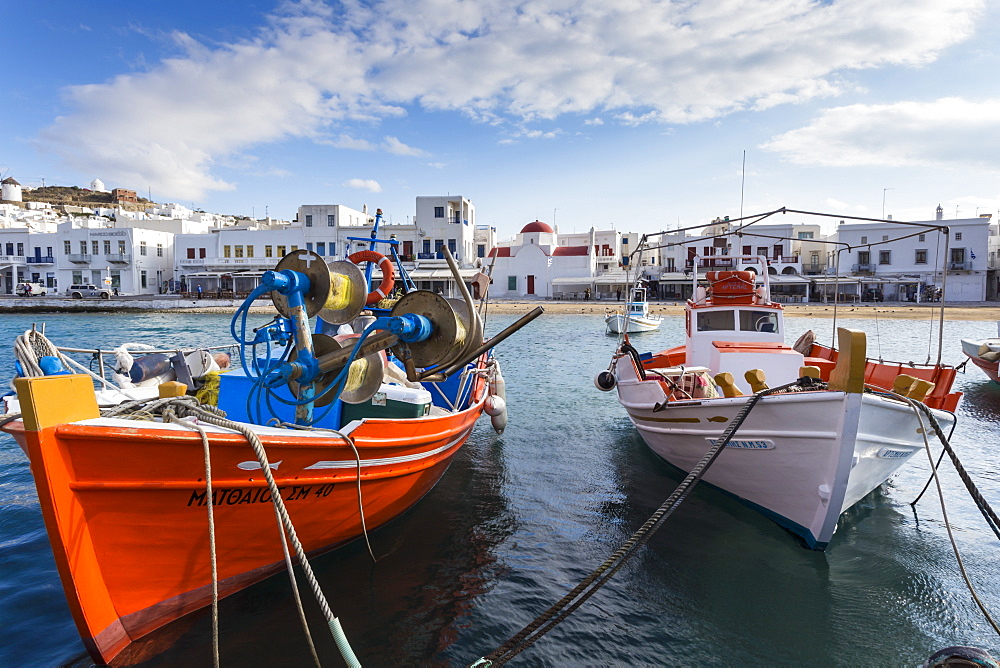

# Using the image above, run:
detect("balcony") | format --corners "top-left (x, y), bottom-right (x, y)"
top-left (68, 254), bottom-right (92, 264)
top-left (698, 257), bottom-right (735, 268)
top-left (948, 261), bottom-right (973, 272)
top-left (26, 256), bottom-right (55, 265)
top-left (107, 254), bottom-right (132, 264)
top-left (0, 255), bottom-right (27, 266)
top-left (851, 263), bottom-right (875, 274)
top-left (804, 263), bottom-right (824, 275)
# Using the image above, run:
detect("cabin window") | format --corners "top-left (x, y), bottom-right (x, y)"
top-left (697, 310), bottom-right (735, 332)
top-left (739, 310), bottom-right (778, 333)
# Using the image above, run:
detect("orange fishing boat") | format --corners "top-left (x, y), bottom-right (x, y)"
top-left (4, 214), bottom-right (540, 664)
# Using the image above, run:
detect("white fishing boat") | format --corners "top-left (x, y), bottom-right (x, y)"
top-left (960, 323), bottom-right (1000, 383)
top-left (597, 258), bottom-right (961, 549)
top-left (605, 287), bottom-right (663, 334)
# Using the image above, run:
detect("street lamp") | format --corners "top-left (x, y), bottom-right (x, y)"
top-left (882, 188), bottom-right (893, 219)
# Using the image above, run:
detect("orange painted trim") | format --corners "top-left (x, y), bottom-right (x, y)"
top-left (5, 363), bottom-right (490, 664)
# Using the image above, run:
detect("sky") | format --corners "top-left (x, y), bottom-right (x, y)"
top-left (4, 0), bottom-right (1000, 240)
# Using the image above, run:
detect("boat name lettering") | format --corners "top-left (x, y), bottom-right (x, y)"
top-left (716, 439), bottom-right (774, 450)
top-left (877, 448), bottom-right (912, 459)
top-left (187, 483), bottom-right (336, 507)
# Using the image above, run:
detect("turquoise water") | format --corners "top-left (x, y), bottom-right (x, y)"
top-left (1, 309), bottom-right (999, 665)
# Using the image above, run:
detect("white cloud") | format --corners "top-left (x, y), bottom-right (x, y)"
top-left (382, 136), bottom-right (427, 156)
top-left (343, 178), bottom-right (382, 192)
top-left (762, 97), bottom-right (1000, 171)
top-left (325, 134), bottom-right (376, 151)
top-left (38, 0), bottom-right (984, 199)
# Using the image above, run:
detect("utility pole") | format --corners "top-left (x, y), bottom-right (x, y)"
top-left (882, 188), bottom-right (893, 219)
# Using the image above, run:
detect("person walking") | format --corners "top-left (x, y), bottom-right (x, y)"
top-left (196, 284), bottom-right (203, 299)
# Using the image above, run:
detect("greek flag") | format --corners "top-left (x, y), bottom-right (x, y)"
top-left (971, 250), bottom-right (977, 259)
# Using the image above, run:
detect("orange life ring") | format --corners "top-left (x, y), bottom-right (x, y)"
top-left (348, 250), bottom-right (395, 305)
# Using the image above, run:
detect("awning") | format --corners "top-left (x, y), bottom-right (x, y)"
top-left (552, 276), bottom-right (595, 285)
top-left (593, 275), bottom-right (634, 285)
top-left (809, 276), bottom-right (863, 285)
top-left (407, 269), bottom-right (481, 280)
top-left (656, 272), bottom-right (689, 282)
top-left (768, 275), bottom-right (812, 284)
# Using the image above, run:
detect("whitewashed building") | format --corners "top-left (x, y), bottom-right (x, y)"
top-left (831, 210), bottom-right (991, 302)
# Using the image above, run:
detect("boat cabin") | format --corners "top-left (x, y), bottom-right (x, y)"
top-left (684, 268), bottom-right (804, 386)
top-left (627, 287), bottom-right (649, 316)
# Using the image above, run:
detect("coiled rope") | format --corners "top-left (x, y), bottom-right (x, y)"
top-left (470, 380), bottom-right (798, 667)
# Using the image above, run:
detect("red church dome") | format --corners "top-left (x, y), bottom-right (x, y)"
top-left (521, 220), bottom-right (554, 233)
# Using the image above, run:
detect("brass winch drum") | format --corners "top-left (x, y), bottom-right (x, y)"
top-left (289, 333), bottom-right (384, 406)
top-left (270, 251), bottom-right (367, 324)
top-left (389, 291), bottom-right (467, 368)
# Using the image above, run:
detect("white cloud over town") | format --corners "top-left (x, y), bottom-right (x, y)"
top-left (37, 0), bottom-right (983, 199)
top-left (761, 97), bottom-right (1000, 170)
top-left (342, 178), bottom-right (382, 192)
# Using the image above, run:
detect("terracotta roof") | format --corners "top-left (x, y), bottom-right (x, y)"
top-left (488, 247), bottom-right (512, 257)
top-left (2, 177), bottom-right (20, 185)
top-left (521, 220), bottom-right (554, 234)
top-left (552, 246), bottom-right (588, 256)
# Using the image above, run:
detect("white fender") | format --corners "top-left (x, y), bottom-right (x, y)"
top-left (490, 407), bottom-right (507, 435)
top-left (485, 394), bottom-right (506, 416)
top-left (489, 363), bottom-right (506, 401)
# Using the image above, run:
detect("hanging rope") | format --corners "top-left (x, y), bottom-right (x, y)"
top-left (117, 397), bottom-right (361, 667)
top-left (905, 401), bottom-right (1000, 542)
top-left (469, 380), bottom-right (800, 667)
top-left (162, 411), bottom-right (221, 668)
top-left (898, 394), bottom-right (1000, 636)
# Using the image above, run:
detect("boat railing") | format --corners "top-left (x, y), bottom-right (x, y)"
top-left (56, 344), bottom-right (239, 382)
top-left (689, 255), bottom-right (771, 301)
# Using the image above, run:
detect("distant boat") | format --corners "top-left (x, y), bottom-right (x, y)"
top-left (598, 255), bottom-right (961, 549)
top-left (605, 287), bottom-right (663, 334)
top-left (960, 324), bottom-right (1000, 383)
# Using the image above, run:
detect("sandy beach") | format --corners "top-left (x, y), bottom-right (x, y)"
top-left (477, 299), bottom-right (1000, 321)
top-left (157, 299), bottom-right (1000, 321)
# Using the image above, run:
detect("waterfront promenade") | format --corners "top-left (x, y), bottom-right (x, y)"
top-left (1, 294), bottom-right (999, 320)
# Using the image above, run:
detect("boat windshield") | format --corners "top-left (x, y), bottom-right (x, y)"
top-left (697, 310), bottom-right (735, 331)
top-left (739, 310), bottom-right (779, 333)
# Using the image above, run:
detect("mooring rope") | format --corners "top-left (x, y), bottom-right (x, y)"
top-left (470, 380), bottom-right (798, 667)
top-left (906, 401), bottom-right (1000, 542)
top-left (279, 422), bottom-right (378, 564)
top-left (159, 398), bottom-right (361, 667)
top-left (163, 410), bottom-right (221, 668)
top-left (898, 395), bottom-right (1000, 636)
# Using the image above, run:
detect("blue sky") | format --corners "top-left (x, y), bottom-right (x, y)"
top-left (4, 0), bottom-right (999, 239)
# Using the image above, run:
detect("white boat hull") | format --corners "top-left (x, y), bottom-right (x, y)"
top-left (615, 363), bottom-right (954, 549)
top-left (605, 313), bottom-right (663, 333)
top-left (961, 338), bottom-right (1000, 383)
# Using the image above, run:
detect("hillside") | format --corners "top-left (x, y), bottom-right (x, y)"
top-left (17, 185), bottom-right (152, 212)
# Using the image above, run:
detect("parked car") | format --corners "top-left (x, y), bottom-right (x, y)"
top-left (66, 284), bottom-right (112, 299)
top-left (861, 288), bottom-right (884, 302)
top-left (15, 282), bottom-right (47, 297)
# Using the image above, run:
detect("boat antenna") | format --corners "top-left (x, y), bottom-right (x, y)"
top-left (740, 150), bottom-right (746, 220)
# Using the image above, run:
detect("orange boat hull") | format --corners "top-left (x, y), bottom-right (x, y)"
top-left (6, 373), bottom-right (487, 664)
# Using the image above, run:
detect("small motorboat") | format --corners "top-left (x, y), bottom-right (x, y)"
top-left (960, 324), bottom-right (1000, 383)
top-left (605, 287), bottom-right (663, 334)
top-left (597, 258), bottom-right (961, 549)
top-left (3, 210), bottom-right (540, 664)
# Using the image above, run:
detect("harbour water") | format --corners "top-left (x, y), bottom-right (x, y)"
top-left (1, 310), bottom-right (999, 666)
